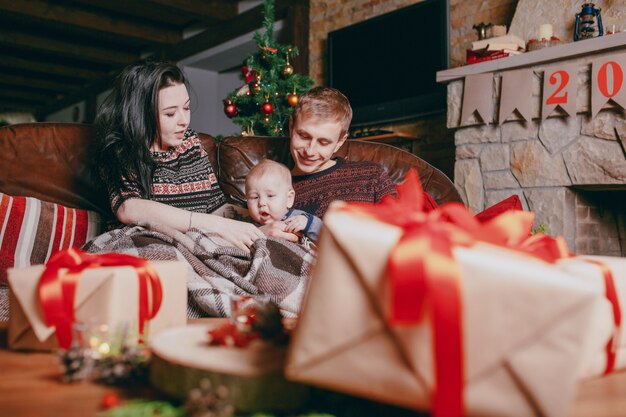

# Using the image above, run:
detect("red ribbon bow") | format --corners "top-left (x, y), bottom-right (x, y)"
top-left (38, 249), bottom-right (163, 350)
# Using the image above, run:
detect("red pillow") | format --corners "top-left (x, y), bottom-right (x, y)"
top-left (0, 193), bottom-right (102, 284)
top-left (475, 195), bottom-right (523, 223)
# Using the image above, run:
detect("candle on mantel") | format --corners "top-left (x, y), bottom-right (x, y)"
top-left (539, 24), bottom-right (553, 40)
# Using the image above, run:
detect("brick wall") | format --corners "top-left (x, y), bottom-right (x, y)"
top-left (309, 0), bottom-right (518, 82)
top-left (308, 0), bottom-right (518, 179)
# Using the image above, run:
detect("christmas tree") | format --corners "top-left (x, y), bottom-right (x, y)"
top-left (222, 0), bottom-right (314, 137)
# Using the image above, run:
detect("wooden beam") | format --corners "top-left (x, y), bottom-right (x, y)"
top-left (35, 75), bottom-right (113, 120)
top-left (0, 30), bottom-right (137, 65)
top-left (162, 0), bottom-right (295, 61)
top-left (71, 0), bottom-right (193, 26)
top-left (36, 0), bottom-right (307, 118)
top-left (148, 0), bottom-right (238, 21)
top-left (0, 102), bottom-right (38, 112)
top-left (0, 55), bottom-right (108, 80)
top-left (0, 73), bottom-right (81, 92)
top-left (0, 0), bottom-right (181, 44)
top-left (0, 88), bottom-right (52, 103)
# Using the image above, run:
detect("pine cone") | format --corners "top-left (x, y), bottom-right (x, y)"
top-left (93, 345), bottom-right (149, 385)
top-left (251, 301), bottom-right (289, 345)
top-left (58, 345), bottom-right (92, 383)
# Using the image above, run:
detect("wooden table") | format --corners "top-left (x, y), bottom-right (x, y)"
top-left (0, 348), bottom-right (126, 417)
top-left (1, 321), bottom-right (625, 417)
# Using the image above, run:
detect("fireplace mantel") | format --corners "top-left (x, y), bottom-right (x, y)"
top-left (437, 31), bottom-right (626, 83)
top-left (435, 33), bottom-right (626, 257)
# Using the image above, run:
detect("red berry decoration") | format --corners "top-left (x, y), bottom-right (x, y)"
top-left (260, 102), bottom-right (274, 115)
top-left (101, 392), bottom-right (121, 410)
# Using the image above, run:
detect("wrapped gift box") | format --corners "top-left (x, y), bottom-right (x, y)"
top-left (285, 203), bottom-right (613, 417)
top-left (8, 259), bottom-right (188, 351)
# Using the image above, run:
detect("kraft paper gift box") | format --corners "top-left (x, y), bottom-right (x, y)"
top-left (285, 203), bottom-right (613, 417)
top-left (555, 255), bottom-right (626, 378)
top-left (8, 254), bottom-right (188, 351)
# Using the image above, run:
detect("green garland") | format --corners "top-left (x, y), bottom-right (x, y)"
top-left (99, 400), bottom-right (184, 417)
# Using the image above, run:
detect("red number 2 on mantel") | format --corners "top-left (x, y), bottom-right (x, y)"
top-left (597, 61), bottom-right (624, 98)
top-left (546, 70), bottom-right (569, 105)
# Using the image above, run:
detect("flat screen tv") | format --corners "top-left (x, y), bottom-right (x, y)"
top-left (328, 0), bottom-right (449, 127)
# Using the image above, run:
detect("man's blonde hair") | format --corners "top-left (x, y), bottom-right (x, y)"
top-left (291, 86), bottom-right (353, 137)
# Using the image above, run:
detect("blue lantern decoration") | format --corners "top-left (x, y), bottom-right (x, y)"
top-left (574, 3), bottom-right (603, 41)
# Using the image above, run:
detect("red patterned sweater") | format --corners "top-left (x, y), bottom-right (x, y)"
top-left (105, 129), bottom-right (226, 215)
top-left (292, 157), bottom-right (397, 219)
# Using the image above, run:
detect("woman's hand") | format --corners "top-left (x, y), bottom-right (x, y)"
top-left (116, 199), bottom-right (265, 251)
top-left (259, 221), bottom-right (299, 242)
top-left (202, 216), bottom-right (265, 251)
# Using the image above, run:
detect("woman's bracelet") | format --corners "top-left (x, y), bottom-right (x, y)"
top-left (188, 211), bottom-right (193, 231)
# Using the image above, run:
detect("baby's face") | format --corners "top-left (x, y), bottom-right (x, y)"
top-left (245, 174), bottom-right (295, 225)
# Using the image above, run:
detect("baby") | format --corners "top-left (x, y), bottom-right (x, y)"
top-left (245, 159), bottom-right (322, 242)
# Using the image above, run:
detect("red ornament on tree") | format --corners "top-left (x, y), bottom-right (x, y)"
top-left (241, 65), bottom-right (255, 83)
top-left (260, 101), bottom-right (274, 115)
top-left (223, 99), bottom-right (238, 118)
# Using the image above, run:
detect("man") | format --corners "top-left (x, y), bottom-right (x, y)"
top-left (265, 86), bottom-right (396, 241)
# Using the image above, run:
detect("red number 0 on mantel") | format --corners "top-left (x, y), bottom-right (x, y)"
top-left (546, 70), bottom-right (570, 105)
top-left (597, 61), bottom-right (624, 98)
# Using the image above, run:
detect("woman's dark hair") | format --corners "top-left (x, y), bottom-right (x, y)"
top-left (95, 60), bottom-right (186, 199)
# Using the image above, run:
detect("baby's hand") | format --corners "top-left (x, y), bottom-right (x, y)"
top-left (284, 215), bottom-right (308, 233)
top-left (259, 221), bottom-right (299, 242)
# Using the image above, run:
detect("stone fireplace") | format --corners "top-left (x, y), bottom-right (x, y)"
top-left (437, 33), bottom-right (626, 256)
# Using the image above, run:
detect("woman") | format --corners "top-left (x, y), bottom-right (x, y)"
top-left (95, 60), bottom-right (265, 250)
top-left (88, 60), bottom-right (313, 318)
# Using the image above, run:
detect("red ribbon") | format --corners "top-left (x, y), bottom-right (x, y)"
top-left (38, 249), bottom-right (163, 350)
top-left (344, 170), bottom-right (479, 417)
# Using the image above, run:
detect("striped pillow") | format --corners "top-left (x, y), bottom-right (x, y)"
top-left (0, 193), bottom-right (102, 284)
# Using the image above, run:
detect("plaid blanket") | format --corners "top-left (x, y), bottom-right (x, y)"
top-left (0, 286), bottom-right (7, 321)
top-left (82, 224), bottom-right (316, 319)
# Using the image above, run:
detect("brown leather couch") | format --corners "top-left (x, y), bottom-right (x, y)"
top-left (0, 122), bottom-right (462, 220)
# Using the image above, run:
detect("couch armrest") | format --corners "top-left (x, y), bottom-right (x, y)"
top-left (0, 122), bottom-right (110, 214)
